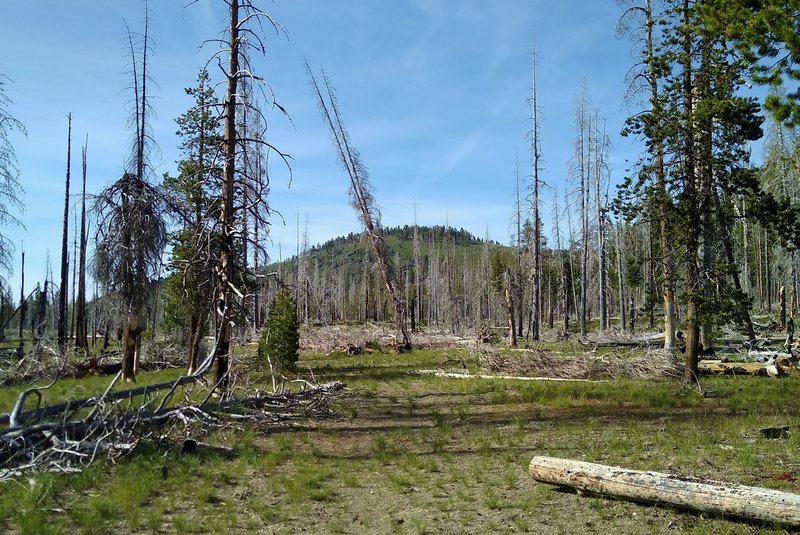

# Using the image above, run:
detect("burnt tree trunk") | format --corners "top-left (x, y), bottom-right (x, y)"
top-left (75, 141), bottom-right (88, 351)
top-left (58, 114), bottom-right (72, 350)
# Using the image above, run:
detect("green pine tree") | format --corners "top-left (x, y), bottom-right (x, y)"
top-left (258, 288), bottom-right (299, 373)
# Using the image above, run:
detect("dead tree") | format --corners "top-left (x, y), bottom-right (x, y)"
top-left (74, 139), bottom-right (88, 351)
top-left (196, 0), bottom-right (291, 393)
top-left (308, 65), bottom-right (411, 350)
top-left (57, 114), bottom-right (71, 350)
top-left (530, 43), bottom-right (543, 341)
top-left (504, 267), bottom-right (517, 348)
top-left (94, 9), bottom-right (165, 382)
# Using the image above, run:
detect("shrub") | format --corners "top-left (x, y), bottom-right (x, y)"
top-left (258, 287), bottom-right (299, 373)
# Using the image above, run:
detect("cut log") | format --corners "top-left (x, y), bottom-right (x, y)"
top-left (528, 456), bottom-right (800, 527)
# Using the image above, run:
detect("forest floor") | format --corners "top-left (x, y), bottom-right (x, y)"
top-left (1, 330), bottom-right (800, 534)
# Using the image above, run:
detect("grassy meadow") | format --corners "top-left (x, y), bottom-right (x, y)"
top-left (1, 342), bottom-right (799, 534)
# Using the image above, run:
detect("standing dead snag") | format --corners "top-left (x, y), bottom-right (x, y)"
top-left (94, 8), bottom-right (165, 382)
top-left (193, 0), bottom-right (291, 395)
top-left (307, 65), bottom-right (411, 351)
top-left (58, 114), bottom-right (71, 350)
top-left (74, 138), bottom-right (89, 351)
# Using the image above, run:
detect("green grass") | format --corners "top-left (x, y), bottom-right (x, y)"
top-left (1, 344), bottom-right (799, 534)
top-left (0, 367), bottom-right (186, 419)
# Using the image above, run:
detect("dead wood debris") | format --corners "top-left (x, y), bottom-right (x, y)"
top-left (475, 347), bottom-right (682, 380)
top-left (0, 339), bottom-right (187, 386)
top-left (0, 347), bottom-right (345, 481)
top-left (301, 324), bottom-right (474, 355)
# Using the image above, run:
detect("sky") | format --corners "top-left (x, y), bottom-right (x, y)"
top-left (0, 0), bottom-right (686, 295)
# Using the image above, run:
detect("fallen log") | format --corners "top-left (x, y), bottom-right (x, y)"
top-left (698, 358), bottom-right (794, 376)
top-left (412, 370), bottom-right (602, 382)
top-left (528, 456), bottom-right (800, 527)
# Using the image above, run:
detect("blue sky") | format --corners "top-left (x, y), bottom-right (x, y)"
top-left (0, 1), bottom-right (663, 293)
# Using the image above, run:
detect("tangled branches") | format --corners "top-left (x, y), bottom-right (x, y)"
top-left (476, 347), bottom-right (682, 380)
top-left (0, 347), bottom-right (345, 481)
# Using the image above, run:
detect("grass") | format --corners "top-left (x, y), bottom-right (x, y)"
top-left (0, 367), bottom-right (186, 417)
top-left (1, 344), bottom-right (799, 533)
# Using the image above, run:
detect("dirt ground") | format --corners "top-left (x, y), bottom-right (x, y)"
top-left (215, 345), bottom-right (797, 534)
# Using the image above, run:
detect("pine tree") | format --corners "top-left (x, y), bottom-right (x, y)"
top-left (162, 69), bottom-right (221, 373)
top-left (258, 287), bottom-right (299, 373)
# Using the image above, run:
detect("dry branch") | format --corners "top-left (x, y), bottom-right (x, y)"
top-left (0, 340), bottom-right (345, 480)
top-left (528, 456), bottom-right (800, 527)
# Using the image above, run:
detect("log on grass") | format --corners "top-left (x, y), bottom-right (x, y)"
top-left (528, 456), bottom-right (800, 527)
top-left (412, 370), bottom-right (601, 382)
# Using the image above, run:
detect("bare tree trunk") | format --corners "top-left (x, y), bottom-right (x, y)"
top-left (214, 0), bottom-right (240, 393)
top-left (504, 267), bottom-right (517, 348)
top-left (780, 286), bottom-right (787, 328)
top-left (58, 114), bottom-right (72, 350)
top-left (17, 250), bottom-right (24, 358)
top-left (615, 222), bottom-right (626, 331)
top-left (122, 312), bottom-right (141, 380)
top-left (413, 216), bottom-right (421, 331)
top-left (531, 45), bottom-right (542, 341)
top-left (528, 456), bottom-right (800, 527)
top-left (681, 0), bottom-right (699, 381)
top-left (765, 228), bottom-right (772, 312)
top-left (792, 252), bottom-right (798, 318)
top-left (75, 141), bottom-right (88, 351)
top-left (579, 101), bottom-right (589, 337)
top-left (644, 0), bottom-right (676, 350)
top-left (187, 309), bottom-right (202, 374)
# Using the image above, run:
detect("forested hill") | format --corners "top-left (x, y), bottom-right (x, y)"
top-left (268, 224), bottom-right (508, 287)
top-left (272, 225), bottom-right (501, 268)
top-left (308, 225), bottom-right (495, 255)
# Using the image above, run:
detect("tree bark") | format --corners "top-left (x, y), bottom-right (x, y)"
top-left (17, 250), bottom-right (24, 358)
top-left (682, 0), bottom-right (700, 381)
top-left (780, 286), bottom-right (787, 328)
top-left (528, 456), bottom-right (800, 527)
top-left (645, 0), bottom-right (676, 350)
top-left (214, 0), bottom-right (240, 394)
top-left (615, 222), bottom-right (626, 331)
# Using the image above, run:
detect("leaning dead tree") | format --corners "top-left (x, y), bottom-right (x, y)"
top-left (307, 65), bottom-right (411, 350)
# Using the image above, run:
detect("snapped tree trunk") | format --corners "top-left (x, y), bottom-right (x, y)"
top-left (504, 267), bottom-right (517, 348)
top-left (122, 311), bottom-right (141, 381)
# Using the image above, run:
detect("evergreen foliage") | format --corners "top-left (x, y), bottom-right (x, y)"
top-left (258, 287), bottom-right (299, 373)
top-left (161, 69), bottom-right (222, 369)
